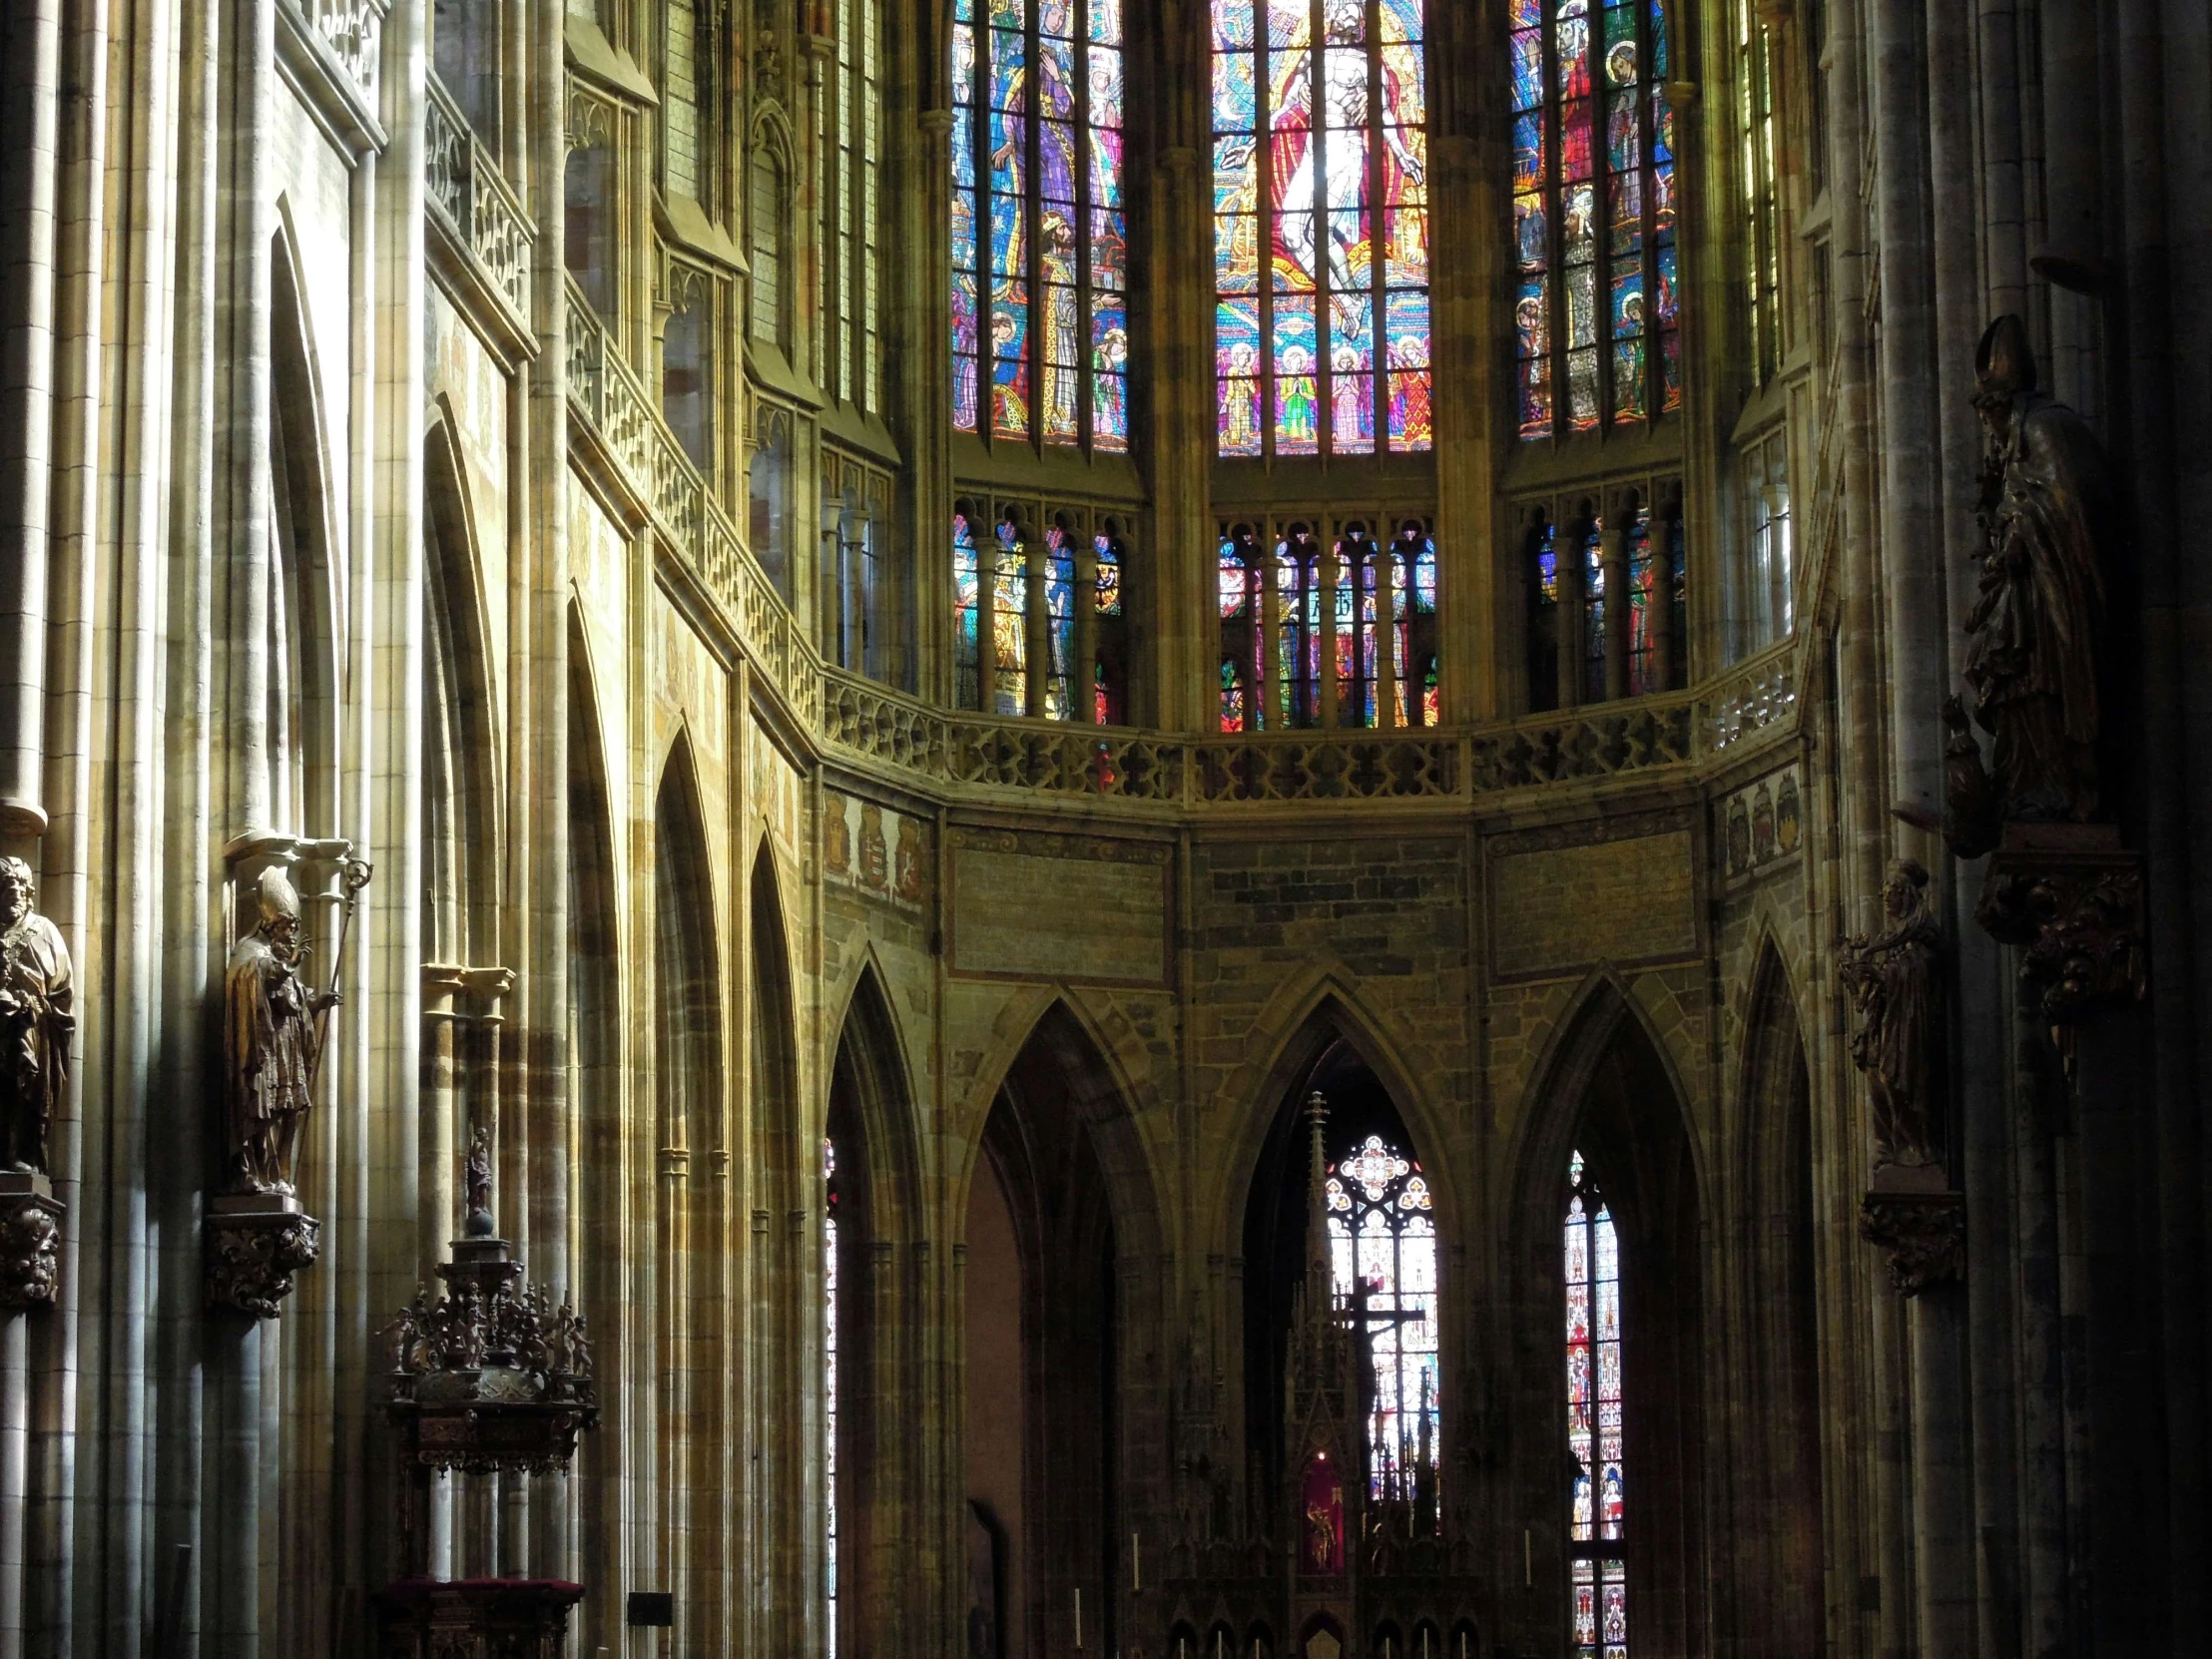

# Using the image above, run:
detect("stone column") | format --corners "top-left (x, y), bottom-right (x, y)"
top-left (1601, 514), bottom-right (1629, 705)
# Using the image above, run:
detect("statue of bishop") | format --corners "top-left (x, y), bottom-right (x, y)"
top-left (225, 866), bottom-right (339, 1194)
top-left (0, 856), bottom-right (73, 1175)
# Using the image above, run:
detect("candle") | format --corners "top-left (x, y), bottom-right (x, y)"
top-left (1131, 1531), bottom-right (1141, 1591)
top-left (1075, 1588), bottom-right (1083, 1649)
top-left (1523, 1526), bottom-right (1532, 1587)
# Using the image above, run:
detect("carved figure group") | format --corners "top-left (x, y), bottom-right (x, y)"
top-left (1956, 314), bottom-right (2113, 831)
top-left (224, 866), bottom-right (340, 1194)
top-left (0, 856), bottom-right (73, 1176)
top-left (1840, 859), bottom-right (1942, 1170)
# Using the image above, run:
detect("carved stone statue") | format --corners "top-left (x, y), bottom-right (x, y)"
top-left (0, 856), bottom-right (73, 1175)
top-left (1840, 859), bottom-right (1942, 1170)
top-left (1960, 314), bottom-right (2112, 825)
top-left (224, 866), bottom-right (338, 1194)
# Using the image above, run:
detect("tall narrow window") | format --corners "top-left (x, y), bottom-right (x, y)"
top-left (751, 149), bottom-right (788, 347)
top-left (1219, 530), bottom-right (1259, 732)
top-left (1736, 0), bottom-right (1780, 384)
top-left (1580, 522), bottom-right (1607, 704)
top-left (1044, 527), bottom-right (1078, 719)
top-left (992, 516), bottom-right (1030, 715)
top-left (664, 0), bottom-right (705, 202)
top-left (826, 1137), bottom-right (841, 1659)
top-left (1388, 520), bottom-right (1438, 728)
top-left (823, 0), bottom-right (883, 407)
top-left (950, 0), bottom-right (1127, 449)
top-left (1625, 503), bottom-right (1656, 695)
top-left (1093, 531), bottom-right (1129, 723)
top-left (1512, 0), bottom-right (1678, 437)
top-left (1326, 1134), bottom-right (1440, 1523)
top-left (1527, 515), bottom-right (1560, 712)
top-left (1565, 1149), bottom-right (1626, 1659)
top-left (1665, 512), bottom-right (1687, 689)
top-left (1276, 528), bottom-right (1323, 728)
top-left (1334, 527), bottom-right (1380, 728)
top-left (954, 512), bottom-right (982, 707)
top-left (1212, 0), bottom-right (1432, 458)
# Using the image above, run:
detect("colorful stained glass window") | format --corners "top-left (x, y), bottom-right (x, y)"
top-left (1625, 504), bottom-right (1656, 695)
top-left (1217, 527), bottom-right (1263, 732)
top-left (992, 516), bottom-right (1030, 715)
top-left (1093, 530), bottom-right (1129, 723)
top-left (1212, 0), bottom-right (1431, 457)
top-left (1389, 521), bottom-right (1439, 728)
top-left (954, 513), bottom-right (982, 708)
top-left (1327, 1134), bottom-right (1440, 1521)
top-left (1513, 0), bottom-right (1677, 437)
top-left (1580, 521), bottom-right (1607, 704)
top-left (1044, 527), bottom-right (1078, 718)
top-left (951, 0), bottom-right (1126, 449)
top-left (1276, 528), bottom-right (1324, 728)
top-left (826, 1136), bottom-right (841, 1659)
top-left (1566, 1149), bottom-right (1625, 1659)
top-left (1335, 528), bottom-right (1380, 728)
top-left (1527, 516), bottom-right (1560, 712)
top-left (1665, 513), bottom-right (1687, 690)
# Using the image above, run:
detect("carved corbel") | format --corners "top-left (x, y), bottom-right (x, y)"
top-left (0, 1180), bottom-right (63, 1312)
top-left (207, 1203), bottom-right (322, 1318)
top-left (1858, 1180), bottom-right (1965, 1297)
top-left (1974, 825), bottom-right (2146, 1073)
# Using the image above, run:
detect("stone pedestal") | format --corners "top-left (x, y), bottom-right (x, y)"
top-left (0, 1174), bottom-right (63, 1312)
top-left (1859, 1163), bottom-right (1965, 1297)
top-left (1974, 822), bottom-right (2146, 1072)
top-left (374, 1576), bottom-right (584, 1659)
top-left (206, 1190), bottom-right (320, 1318)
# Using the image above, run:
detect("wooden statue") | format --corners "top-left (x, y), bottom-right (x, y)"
top-left (0, 856), bottom-right (73, 1176)
top-left (1840, 859), bottom-right (1942, 1171)
top-left (224, 866), bottom-right (339, 1194)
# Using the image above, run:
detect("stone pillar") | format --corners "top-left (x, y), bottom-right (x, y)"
top-left (1601, 515), bottom-right (1629, 705)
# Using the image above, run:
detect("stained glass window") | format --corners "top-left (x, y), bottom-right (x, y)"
top-left (954, 512), bottom-right (982, 707)
top-left (951, 0), bottom-right (1127, 449)
top-left (826, 1136), bottom-right (841, 1659)
top-left (1527, 516), bottom-right (1560, 713)
top-left (1326, 1134), bottom-right (1440, 1520)
top-left (1513, 0), bottom-right (1678, 437)
top-left (1665, 513), bottom-right (1687, 690)
top-left (1625, 504), bottom-right (1656, 695)
top-left (1044, 527), bottom-right (1078, 718)
top-left (1217, 518), bottom-right (1432, 731)
top-left (1565, 1149), bottom-right (1626, 1659)
top-left (1580, 522), bottom-right (1607, 704)
top-left (1212, 0), bottom-right (1431, 457)
top-left (1093, 531), bottom-right (1129, 723)
top-left (992, 516), bottom-right (1030, 715)
top-left (1388, 521), bottom-right (1439, 728)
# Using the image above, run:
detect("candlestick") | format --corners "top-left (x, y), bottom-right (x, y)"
top-left (1075, 1587), bottom-right (1082, 1650)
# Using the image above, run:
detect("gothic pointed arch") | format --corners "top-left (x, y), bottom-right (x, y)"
top-left (1730, 937), bottom-right (1824, 1658)
top-left (654, 731), bottom-right (730, 1646)
top-left (567, 599), bottom-right (629, 1656)
top-left (267, 215), bottom-right (341, 834)
top-left (1504, 975), bottom-right (1706, 1659)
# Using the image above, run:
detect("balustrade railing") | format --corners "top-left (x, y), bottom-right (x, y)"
top-left (303, 0), bottom-right (386, 102)
top-left (424, 76), bottom-right (532, 325)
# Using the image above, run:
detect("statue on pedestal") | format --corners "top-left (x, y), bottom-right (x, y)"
top-left (224, 866), bottom-right (339, 1195)
top-left (1959, 314), bottom-right (2112, 826)
top-left (1839, 859), bottom-right (1942, 1171)
top-left (0, 856), bottom-right (72, 1176)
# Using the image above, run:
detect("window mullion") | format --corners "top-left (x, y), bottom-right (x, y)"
top-left (1025, 0), bottom-right (1041, 447)
top-left (1077, 5), bottom-right (1093, 450)
top-left (1544, 0), bottom-right (1564, 439)
top-left (1368, 0), bottom-right (1385, 452)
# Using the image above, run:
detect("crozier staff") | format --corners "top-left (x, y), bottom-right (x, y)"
top-left (225, 866), bottom-right (340, 1194)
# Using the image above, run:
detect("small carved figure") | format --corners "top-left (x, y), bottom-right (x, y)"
top-left (0, 857), bottom-right (73, 1175)
top-left (1961, 314), bottom-right (2112, 824)
top-left (464, 1124), bottom-right (495, 1236)
top-left (1940, 694), bottom-right (1999, 859)
top-left (224, 867), bottom-right (339, 1194)
top-left (1840, 860), bottom-right (1943, 1169)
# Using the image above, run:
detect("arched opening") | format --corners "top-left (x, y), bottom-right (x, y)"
top-left (420, 423), bottom-right (500, 967)
top-left (269, 231), bottom-right (338, 836)
top-left (1511, 990), bottom-right (1704, 1659)
top-left (567, 607), bottom-right (625, 1655)
top-left (826, 968), bottom-right (919, 1658)
top-left (1243, 1035), bottom-right (1441, 1547)
top-left (1737, 947), bottom-right (1824, 1656)
top-left (655, 740), bottom-right (727, 1644)
top-left (965, 1002), bottom-right (1144, 1659)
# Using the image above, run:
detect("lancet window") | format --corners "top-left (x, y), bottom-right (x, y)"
top-left (953, 506), bottom-right (1131, 719)
top-left (951, 0), bottom-right (1128, 449)
top-left (1565, 1149), bottom-right (1627, 1659)
top-left (1735, 0), bottom-right (1781, 384)
top-left (1216, 517), bottom-right (1437, 732)
top-left (820, 0), bottom-right (884, 408)
top-left (1212, 0), bottom-right (1432, 457)
top-left (1512, 0), bottom-right (1679, 436)
top-left (1326, 1134), bottom-right (1439, 1515)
